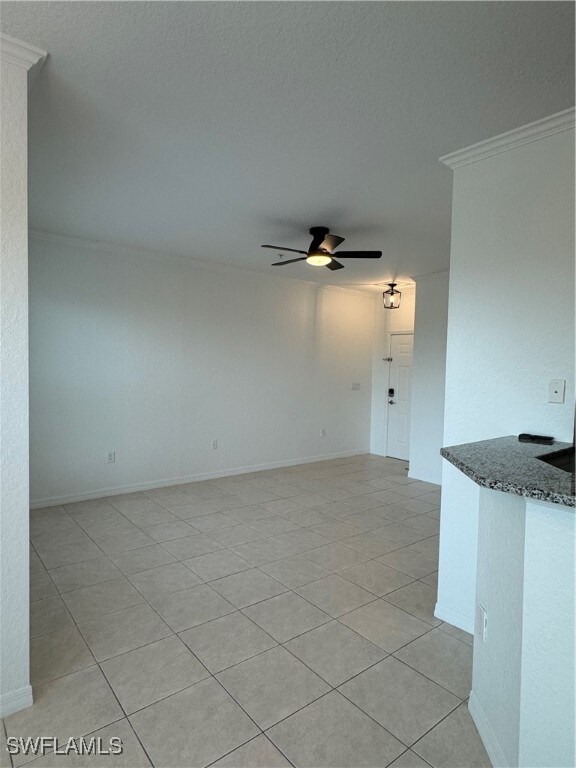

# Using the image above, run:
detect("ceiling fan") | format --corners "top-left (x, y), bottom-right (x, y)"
top-left (262, 226), bottom-right (382, 271)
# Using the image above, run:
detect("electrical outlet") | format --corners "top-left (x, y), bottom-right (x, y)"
top-left (107, 451), bottom-right (116, 464)
top-left (211, 439), bottom-right (218, 450)
top-left (320, 428), bottom-right (326, 438)
top-left (548, 379), bottom-right (566, 404)
top-left (351, 382), bottom-right (361, 391)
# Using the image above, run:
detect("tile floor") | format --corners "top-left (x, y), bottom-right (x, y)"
top-left (3, 454), bottom-right (491, 768)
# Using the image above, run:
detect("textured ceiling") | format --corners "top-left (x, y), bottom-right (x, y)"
top-left (2, 1), bottom-right (574, 287)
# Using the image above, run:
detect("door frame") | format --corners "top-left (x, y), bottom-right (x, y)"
top-left (385, 331), bottom-right (414, 459)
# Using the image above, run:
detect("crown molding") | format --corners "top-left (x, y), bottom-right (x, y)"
top-left (1, 33), bottom-right (46, 70)
top-left (29, 229), bottom-right (375, 299)
top-left (439, 108), bottom-right (575, 170)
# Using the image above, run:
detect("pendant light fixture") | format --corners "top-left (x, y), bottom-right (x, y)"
top-left (383, 283), bottom-right (401, 309)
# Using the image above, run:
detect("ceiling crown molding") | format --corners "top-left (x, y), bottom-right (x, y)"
top-left (439, 107), bottom-right (575, 170)
top-left (1, 33), bottom-right (46, 70)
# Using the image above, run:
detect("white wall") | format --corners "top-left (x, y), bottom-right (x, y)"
top-left (29, 235), bottom-right (376, 506)
top-left (408, 272), bottom-right (448, 484)
top-left (0, 35), bottom-right (45, 717)
top-left (470, 492), bottom-right (575, 768)
top-left (370, 286), bottom-right (415, 456)
top-left (437, 122), bottom-right (575, 631)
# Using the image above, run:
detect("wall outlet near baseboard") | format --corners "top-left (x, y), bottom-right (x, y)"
top-left (211, 439), bottom-right (219, 450)
top-left (107, 451), bottom-right (116, 464)
top-left (320, 428), bottom-right (327, 438)
top-left (351, 382), bottom-right (361, 390)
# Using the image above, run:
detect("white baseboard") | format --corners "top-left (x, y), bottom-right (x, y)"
top-left (468, 691), bottom-right (509, 767)
top-left (0, 685), bottom-right (33, 717)
top-left (30, 449), bottom-right (368, 508)
top-left (434, 601), bottom-right (475, 635)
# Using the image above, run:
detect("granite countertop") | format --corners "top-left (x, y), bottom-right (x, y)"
top-left (441, 436), bottom-right (575, 508)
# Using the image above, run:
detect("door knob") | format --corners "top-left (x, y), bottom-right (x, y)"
top-left (388, 399), bottom-right (395, 405)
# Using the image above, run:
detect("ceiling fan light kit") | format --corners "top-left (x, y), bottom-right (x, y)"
top-left (383, 282), bottom-right (401, 309)
top-left (262, 226), bottom-right (382, 271)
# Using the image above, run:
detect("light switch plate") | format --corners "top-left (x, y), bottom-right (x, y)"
top-left (548, 379), bottom-right (566, 404)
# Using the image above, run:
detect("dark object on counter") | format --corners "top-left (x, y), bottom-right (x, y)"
top-left (518, 433), bottom-right (554, 445)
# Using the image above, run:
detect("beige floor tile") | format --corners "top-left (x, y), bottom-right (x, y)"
top-left (281, 508), bottom-right (331, 526)
top-left (416, 491), bottom-right (442, 507)
top-left (341, 509), bottom-right (395, 530)
top-left (412, 702), bottom-right (491, 768)
top-left (5, 667), bottom-right (123, 768)
top-left (62, 578), bottom-right (144, 623)
top-left (211, 735), bottom-right (291, 767)
top-left (244, 591), bottom-right (330, 642)
top-left (267, 691), bottom-right (404, 768)
top-left (285, 620), bottom-right (386, 686)
top-left (28, 719), bottom-right (152, 767)
top-left (210, 568), bottom-right (287, 608)
top-left (438, 621), bottom-right (473, 646)
top-left (303, 543), bottom-right (370, 572)
top-left (311, 502), bottom-right (360, 520)
top-left (78, 603), bottom-right (172, 661)
top-left (420, 571), bottom-right (438, 589)
top-left (130, 677), bottom-right (259, 768)
top-left (142, 520), bottom-right (197, 542)
top-left (286, 493), bottom-right (328, 509)
top-left (408, 536), bottom-right (440, 560)
top-left (108, 545), bottom-right (176, 575)
top-left (375, 504), bottom-right (419, 523)
top-left (183, 549), bottom-right (251, 581)
top-left (394, 628), bottom-right (472, 698)
top-left (388, 749), bottom-right (432, 768)
top-left (209, 524), bottom-right (265, 547)
top-left (259, 554), bottom-right (332, 588)
top-left (257, 499), bottom-right (307, 516)
top-left (97, 529), bottom-right (155, 555)
top-left (79, 515), bottom-right (140, 540)
top-left (340, 656), bottom-right (460, 746)
top-left (308, 520), bottom-right (363, 541)
top-left (339, 560), bottom-right (415, 596)
top-left (108, 496), bottom-right (164, 516)
top-left (31, 626), bottom-right (94, 685)
top-left (128, 562), bottom-right (202, 599)
top-left (401, 515), bottom-right (440, 536)
top-left (168, 501), bottom-right (221, 519)
top-left (48, 557), bottom-right (122, 593)
top-left (373, 524), bottom-right (432, 547)
top-left (135, 506), bottom-right (192, 526)
top-left (225, 506), bottom-right (277, 524)
top-left (148, 583), bottom-right (235, 631)
top-left (341, 533), bottom-right (402, 558)
top-left (30, 571), bottom-right (58, 602)
top-left (29, 548), bottom-right (45, 574)
top-left (340, 599), bottom-right (431, 653)
top-left (34, 537), bottom-right (104, 570)
top-left (179, 611), bottom-right (276, 673)
top-left (272, 529), bottom-right (330, 554)
top-left (30, 596), bottom-right (74, 638)
top-left (296, 575), bottom-right (375, 618)
top-left (161, 534), bottom-right (223, 560)
top-left (189, 512), bottom-right (238, 532)
top-left (217, 646), bottom-right (329, 730)
top-left (101, 635), bottom-right (208, 713)
top-left (0, 725), bottom-right (9, 768)
top-left (245, 516), bottom-right (300, 537)
top-left (378, 548), bottom-right (439, 578)
top-left (392, 499), bottom-right (439, 516)
top-left (345, 490), bottom-right (405, 510)
top-left (384, 581), bottom-right (441, 626)
top-left (229, 538), bottom-right (299, 566)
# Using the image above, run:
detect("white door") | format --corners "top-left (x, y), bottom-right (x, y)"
top-left (386, 333), bottom-right (413, 460)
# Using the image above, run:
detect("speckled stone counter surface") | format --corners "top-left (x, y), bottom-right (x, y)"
top-left (441, 435), bottom-right (575, 508)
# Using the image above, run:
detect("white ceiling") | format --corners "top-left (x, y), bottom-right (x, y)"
top-left (3, 2), bottom-right (574, 288)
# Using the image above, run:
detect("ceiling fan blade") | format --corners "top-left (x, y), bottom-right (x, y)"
top-left (334, 251), bottom-right (382, 259)
top-left (325, 259), bottom-right (345, 270)
top-left (261, 245), bottom-right (308, 255)
top-left (271, 257), bottom-right (307, 266)
top-left (319, 234), bottom-right (345, 253)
